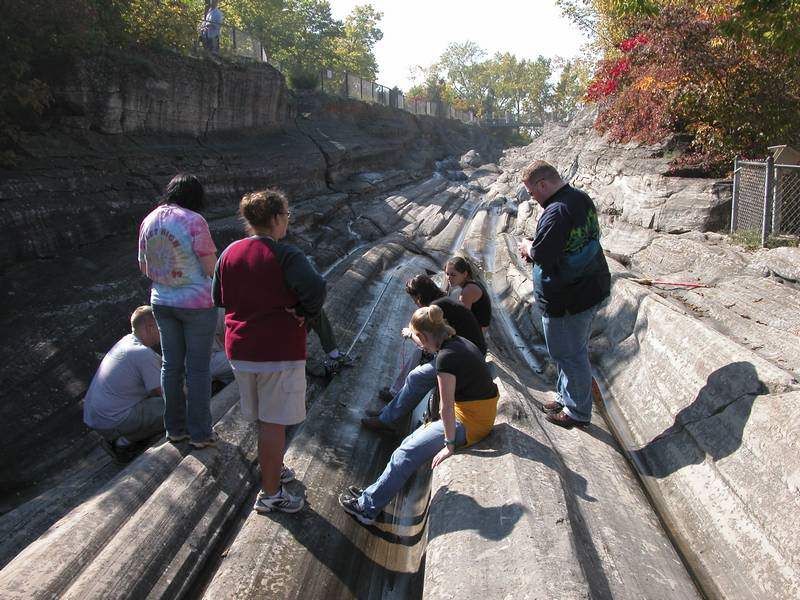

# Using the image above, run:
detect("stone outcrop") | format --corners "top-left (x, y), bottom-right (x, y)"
top-left (0, 49), bottom-right (500, 495)
top-left (485, 109), bottom-right (800, 599)
top-left (499, 107), bottom-right (732, 233)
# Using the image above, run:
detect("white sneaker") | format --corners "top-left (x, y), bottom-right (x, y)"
top-left (253, 486), bottom-right (304, 514)
top-left (280, 464), bottom-right (296, 483)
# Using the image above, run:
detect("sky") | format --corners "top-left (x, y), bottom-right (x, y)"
top-left (329, 0), bottom-right (592, 90)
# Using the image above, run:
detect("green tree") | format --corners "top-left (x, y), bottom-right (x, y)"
top-left (550, 58), bottom-right (592, 121)
top-left (331, 5), bottom-right (383, 79)
top-left (435, 41), bottom-right (490, 107)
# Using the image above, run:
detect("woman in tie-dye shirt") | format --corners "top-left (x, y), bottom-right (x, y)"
top-left (138, 174), bottom-right (218, 448)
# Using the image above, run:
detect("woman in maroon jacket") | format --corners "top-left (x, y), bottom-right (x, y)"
top-left (213, 189), bottom-right (325, 514)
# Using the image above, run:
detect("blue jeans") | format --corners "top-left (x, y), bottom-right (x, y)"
top-left (379, 359), bottom-right (437, 424)
top-left (359, 419), bottom-right (467, 516)
top-left (541, 306), bottom-right (598, 422)
top-left (152, 305), bottom-right (217, 442)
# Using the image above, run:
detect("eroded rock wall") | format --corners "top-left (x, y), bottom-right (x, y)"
top-left (487, 108), bottom-right (800, 599)
top-left (500, 107), bottom-right (732, 233)
top-left (0, 50), bottom-right (499, 494)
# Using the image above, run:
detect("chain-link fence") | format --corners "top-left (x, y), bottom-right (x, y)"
top-left (197, 22), bottom-right (282, 69)
top-left (318, 68), bottom-right (483, 125)
top-left (194, 24), bottom-right (520, 127)
top-left (732, 157), bottom-right (800, 245)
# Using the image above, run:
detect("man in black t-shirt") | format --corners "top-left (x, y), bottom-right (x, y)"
top-left (362, 274), bottom-right (487, 433)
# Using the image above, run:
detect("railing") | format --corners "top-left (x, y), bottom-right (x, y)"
top-left (318, 68), bottom-right (478, 125)
top-left (731, 156), bottom-right (800, 246)
top-left (197, 22), bottom-right (281, 69)
top-left (195, 23), bottom-right (529, 128)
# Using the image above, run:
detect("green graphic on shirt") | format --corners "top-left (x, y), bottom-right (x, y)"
top-left (564, 208), bottom-right (600, 254)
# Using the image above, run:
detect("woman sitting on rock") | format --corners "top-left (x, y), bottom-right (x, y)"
top-left (339, 304), bottom-right (499, 525)
top-left (445, 256), bottom-right (492, 331)
top-left (213, 189), bottom-right (326, 514)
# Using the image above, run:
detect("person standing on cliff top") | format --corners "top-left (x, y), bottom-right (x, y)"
top-left (200, 0), bottom-right (223, 53)
top-left (518, 160), bottom-right (610, 428)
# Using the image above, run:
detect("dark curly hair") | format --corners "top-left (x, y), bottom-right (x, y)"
top-left (405, 274), bottom-right (445, 306)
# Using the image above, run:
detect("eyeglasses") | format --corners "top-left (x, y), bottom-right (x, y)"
top-left (280, 211), bottom-right (291, 218)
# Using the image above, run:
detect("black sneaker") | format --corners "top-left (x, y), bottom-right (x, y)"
top-left (377, 387), bottom-right (394, 403)
top-left (339, 492), bottom-right (375, 525)
top-left (346, 485), bottom-right (364, 498)
top-left (324, 354), bottom-right (356, 377)
top-left (101, 439), bottom-right (140, 464)
top-left (360, 416), bottom-right (397, 435)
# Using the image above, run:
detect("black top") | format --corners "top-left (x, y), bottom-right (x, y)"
top-left (464, 280), bottom-right (491, 327)
top-left (436, 336), bottom-right (498, 402)
top-left (531, 184), bottom-right (610, 317)
top-left (432, 297), bottom-right (487, 355)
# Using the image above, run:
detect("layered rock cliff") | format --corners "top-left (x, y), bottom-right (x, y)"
top-left (0, 49), bottom-right (499, 496)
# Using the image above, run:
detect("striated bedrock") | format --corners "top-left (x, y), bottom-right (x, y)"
top-left (0, 49), bottom-right (499, 495)
top-left (484, 110), bottom-right (800, 599)
top-left (0, 50), bottom-right (498, 270)
top-left (498, 106), bottom-right (732, 233)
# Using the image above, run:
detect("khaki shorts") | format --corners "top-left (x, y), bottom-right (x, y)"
top-left (234, 367), bottom-right (306, 425)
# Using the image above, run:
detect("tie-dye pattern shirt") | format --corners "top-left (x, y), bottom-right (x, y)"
top-left (138, 204), bottom-right (217, 308)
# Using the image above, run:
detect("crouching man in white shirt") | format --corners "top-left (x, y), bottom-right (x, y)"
top-left (83, 306), bottom-right (164, 461)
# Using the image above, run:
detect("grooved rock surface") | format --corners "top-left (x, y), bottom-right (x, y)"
top-left (0, 49), bottom-right (499, 495)
top-left (499, 107), bottom-right (733, 233)
top-left (490, 110), bottom-right (800, 599)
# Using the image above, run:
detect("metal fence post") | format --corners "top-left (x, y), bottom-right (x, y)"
top-left (343, 71), bottom-right (348, 97)
top-left (762, 155), bottom-right (774, 246)
top-left (772, 165), bottom-right (783, 234)
top-left (232, 26), bottom-right (237, 50)
top-left (731, 156), bottom-right (739, 233)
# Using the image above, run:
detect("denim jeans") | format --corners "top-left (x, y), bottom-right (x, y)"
top-left (359, 419), bottom-right (467, 516)
top-left (541, 305), bottom-right (598, 422)
top-left (152, 305), bottom-right (217, 442)
top-left (379, 359), bottom-right (437, 425)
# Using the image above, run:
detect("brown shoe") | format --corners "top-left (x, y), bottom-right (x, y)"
top-left (545, 411), bottom-right (589, 429)
top-left (541, 400), bottom-right (564, 414)
top-left (377, 387), bottom-right (394, 403)
top-left (364, 407), bottom-right (383, 417)
top-left (361, 416), bottom-right (397, 435)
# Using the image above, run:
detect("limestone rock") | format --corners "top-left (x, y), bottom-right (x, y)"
top-left (459, 149), bottom-right (484, 168)
top-left (495, 106), bottom-right (732, 233)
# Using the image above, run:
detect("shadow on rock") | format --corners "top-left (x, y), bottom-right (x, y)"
top-left (428, 485), bottom-right (526, 543)
top-left (464, 422), bottom-right (596, 502)
top-left (631, 361), bottom-right (767, 478)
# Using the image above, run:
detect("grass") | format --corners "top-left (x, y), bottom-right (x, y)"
top-left (730, 229), bottom-right (799, 250)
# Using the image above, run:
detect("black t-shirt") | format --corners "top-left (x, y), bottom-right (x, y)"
top-left (436, 336), bottom-right (498, 402)
top-left (432, 297), bottom-right (487, 355)
top-left (464, 280), bottom-right (491, 327)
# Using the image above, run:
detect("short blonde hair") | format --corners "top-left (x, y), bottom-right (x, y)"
top-left (130, 305), bottom-right (155, 333)
top-left (521, 160), bottom-right (561, 186)
top-left (410, 305), bottom-right (455, 344)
